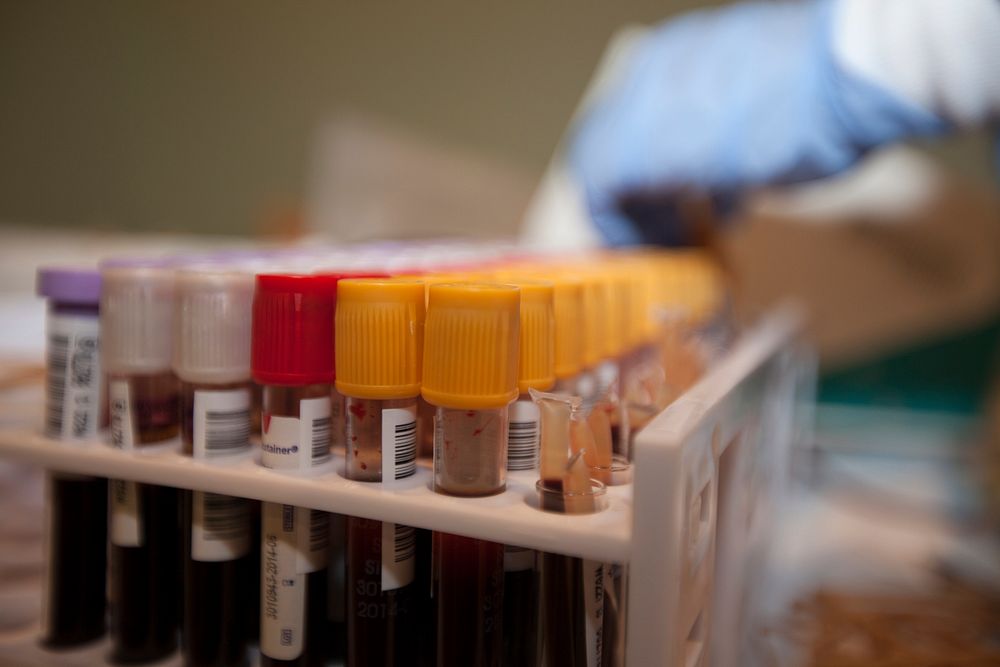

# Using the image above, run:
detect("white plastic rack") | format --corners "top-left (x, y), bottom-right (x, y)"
top-left (0, 306), bottom-right (808, 667)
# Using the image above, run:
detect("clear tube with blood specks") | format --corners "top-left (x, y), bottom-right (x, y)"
top-left (335, 278), bottom-right (425, 667)
top-left (422, 283), bottom-right (521, 667)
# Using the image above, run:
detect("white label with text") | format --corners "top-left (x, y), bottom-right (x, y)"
top-left (262, 397), bottom-right (331, 471)
top-left (109, 380), bottom-right (142, 547)
top-left (45, 314), bottom-right (101, 441)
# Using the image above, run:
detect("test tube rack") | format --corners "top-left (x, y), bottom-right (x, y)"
top-left (0, 305), bottom-right (809, 667)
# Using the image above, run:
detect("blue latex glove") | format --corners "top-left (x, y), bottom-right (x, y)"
top-left (569, 0), bottom-right (949, 246)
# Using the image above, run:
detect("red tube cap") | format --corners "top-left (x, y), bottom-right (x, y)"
top-left (252, 273), bottom-right (339, 385)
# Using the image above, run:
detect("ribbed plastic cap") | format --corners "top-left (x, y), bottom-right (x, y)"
top-left (579, 272), bottom-right (607, 368)
top-left (549, 275), bottom-right (585, 379)
top-left (252, 273), bottom-right (338, 386)
top-left (101, 265), bottom-right (176, 375)
top-left (600, 265), bottom-right (630, 357)
top-left (173, 268), bottom-right (254, 384)
top-left (505, 280), bottom-right (555, 393)
top-left (335, 278), bottom-right (425, 400)
top-left (36, 267), bottom-right (101, 305)
top-left (421, 283), bottom-right (520, 410)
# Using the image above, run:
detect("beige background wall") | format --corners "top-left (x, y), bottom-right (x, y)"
top-left (0, 0), bottom-right (725, 235)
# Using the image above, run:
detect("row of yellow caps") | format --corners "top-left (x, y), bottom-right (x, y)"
top-left (334, 249), bottom-right (726, 410)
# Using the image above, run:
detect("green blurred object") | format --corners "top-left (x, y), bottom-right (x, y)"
top-left (819, 316), bottom-right (1000, 415)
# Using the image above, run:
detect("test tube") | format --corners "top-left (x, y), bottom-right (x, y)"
top-left (252, 273), bottom-right (336, 667)
top-left (101, 264), bottom-right (181, 663)
top-left (422, 283), bottom-right (520, 667)
top-left (532, 391), bottom-right (609, 667)
top-left (36, 268), bottom-right (107, 648)
top-left (499, 280), bottom-right (554, 667)
top-left (335, 278), bottom-right (425, 666)
top-left (174, 269), bottom-right (255, 667)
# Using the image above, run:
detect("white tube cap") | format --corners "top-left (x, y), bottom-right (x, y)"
top-left (101, 265), bottom-right (176, 375)
top-left (173, 268), bottom-right (254, 385)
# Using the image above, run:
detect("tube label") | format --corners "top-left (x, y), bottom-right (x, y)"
top-left (503, 544), bottom-right (535, 572)
top-left (507, 399), bottom-right (540, 471)
top-left (381, 522), bottom-right (416, 591)
top-left (193, 388), bottom-right (251, 459)
top-left (45, 313), bottom-right (101, 440)
top-left (191, 491), bottom-right (251, 562)
top-left (382, 406), bottom-right (417, 481)
top-left (582, 559), bottom-right (606, 667)
top-left (262, 397), bottom-right (332, 471)
top-left (109, 380), bottom-right (142, 547)
top-left (261, 504), bottom-right (329, 661)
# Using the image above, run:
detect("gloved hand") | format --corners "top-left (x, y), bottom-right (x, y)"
top-left (569, 0), bottom-right (948, 246)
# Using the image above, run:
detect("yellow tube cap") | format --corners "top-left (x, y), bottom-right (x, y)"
top-left (335, 278), bottom-right (425, 400)
top-left (506, 279), bottom-right (555, 393)
top-left (578, 271), bottom-right (607, 368)
top-left (421, 283), bottom-right (520, 409)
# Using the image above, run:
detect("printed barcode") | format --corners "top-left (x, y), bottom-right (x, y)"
top-left (393, 421), bottom-right (417, 479)
top-left (311, 417), bottom-right (331, 464)
top-left (201, 493), bottom-right (249, 541)
top-left (45, 334), bottom-right (69, 436)
top-left (393, 524), bottom-right (416, 564)
top-left (308, 509), bottom-right (329, 553)
top-left (507, 420), bottom-right (539, 470)
top-left (205, 409), bottom-right (250, 455)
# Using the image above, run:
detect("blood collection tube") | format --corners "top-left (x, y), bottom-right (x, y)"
top-left (252, 273), bottom-right (336, 667)
top-left (422, 283), bottom-right (520, 667)
top-left (101, 264), bottom-right (181, 663)
top-left (36, 268), bottom-right (107, 648)
top-left (532, 390), bottom-right (609, 667)
top-left (500, 280), bottom-right (554, 667)
top-left (335, 278), bottom-right (425, 667)
top-left (174, 268), bottom-right (255, 667)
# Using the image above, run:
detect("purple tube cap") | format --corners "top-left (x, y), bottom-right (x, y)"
top-left (36, 267), bottom-right (101, 305)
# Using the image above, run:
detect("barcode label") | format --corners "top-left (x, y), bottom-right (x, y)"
top-left (382, 406), bottom-right (417, 481)
top-left (296, 507), bottom-right (329, 574)
top-left (191, 491), bottom-right (251, 561)
top-left (45, 333), bottom-right (68, 436)
top-left (381, 522), bottom-right (415, 591)
top-left (507, 399), bottom-right (540, 471)
top-left (311, 417), bottom-right (331, 464)
top-left (261, 397), bottom-right (331, 471)
top-left (45, 314), bottom-right (101, 440)
top-left (193, 389), bottom-right (251, 459)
